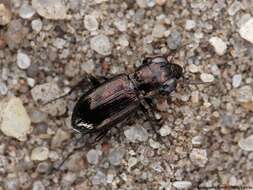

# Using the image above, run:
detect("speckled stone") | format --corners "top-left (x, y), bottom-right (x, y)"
top-left (239, 18), bottom-right (253, 44)
top-left (0, 97), bottom-right (31, 141)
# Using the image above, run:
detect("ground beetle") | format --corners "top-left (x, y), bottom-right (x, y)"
top-left (71, 55), bottom-right (182, 138)
top-left (46, 55), bottom-right (183, 171)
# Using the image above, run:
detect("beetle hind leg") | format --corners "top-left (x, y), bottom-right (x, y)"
top-left (42, 74), bottom-right (102, 106)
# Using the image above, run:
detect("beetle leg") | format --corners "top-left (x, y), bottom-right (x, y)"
top-left (140, 99), bottom-right (170, 149)
top-left (94, 128), bottom-right (109, 142)
top-left (42, 74), bottom-right (101, 106)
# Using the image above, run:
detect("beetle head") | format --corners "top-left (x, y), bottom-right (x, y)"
top-left (133, 56), bottom-right (183, 95)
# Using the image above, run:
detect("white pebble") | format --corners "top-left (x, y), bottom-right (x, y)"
top-left (31, 147), bottom-right (49, 161)
top-left (200, 73), bottom-right (214, 83)
top-left (86, 149), bottom-right (102, 165)
top-left (53, 38), bottom-right (66, 49)
top-left (19, 4), bottom-right (35, 19)
top-left (191, 91), bottom-right (199, 104)
top-left (0, 2), bottom-right (12, 25)
top-left (17, 51), bottom-right (31, 69)
top-left (90, 34), bottom-right (112, 56)
top-left (239, 17), bottom-right (253, 44)
top-left (84, 15), bottom-right (98, 31)
top-left (190, 148), bottom-right (208, 167)
top-left (239, 135), bottom-right (253, 151)
top-left (0, 82), bottom-right (8, 95)
top-left (149, 139), bottom-right (160, 149)
top-left (32, 0), bottom-right (70, 20)
top-left (188, 64), bottom-right (199, 73)
top-left (0, 97), bottom-right (32, 141)
top-left (228, 0), bottom-right (241, 16)
top-left (209, 37), bottom-right (227, 55)
top-left (114, 19), bottom-right (127, 32)
top-left (152, 23), bottom-right (166, 38)
top-left (232, 74), bottom-right (242, 88)
top-left (185, 19), bottom-right (196, 30)
top-left (191, 135), bottom-right (203, 145)
top-left (172, 181), bottom-right (192, 189)
top-left (31, 19), bottom-right (43, 32)
top-left (27, 78), bottom-right (35, 87)
top-left (159, 125), bottom-right (171, 136)
top-left (124, 126), bottom-right (148, 142)
top-left (128, 157), bottom-right (138, 169)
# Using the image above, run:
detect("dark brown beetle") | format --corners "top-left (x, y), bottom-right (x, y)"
top-left (71, 56), bottom-right (183, 138)
top-left (46, 55), bottom-right (183, 172)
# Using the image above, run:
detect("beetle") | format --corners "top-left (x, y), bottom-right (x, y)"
top-left (70, 55), bottom-right (183, 139)
top-left (46, 55), bottom-right (183, 172)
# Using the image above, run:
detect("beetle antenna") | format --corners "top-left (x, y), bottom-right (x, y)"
top-left (166, 41), bottom-right (193, 63)
top-left (42, 91), bottom-right (71, 106)
top-left (181, 75), bottom-right (215, 86)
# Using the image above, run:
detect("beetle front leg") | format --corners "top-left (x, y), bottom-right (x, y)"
top-left (140, 99), bottom-right (170, 149)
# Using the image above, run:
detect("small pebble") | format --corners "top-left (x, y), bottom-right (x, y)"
top-left (152, 23), bottom-right (166, 38)
top-left (124, 126), bottom-right (149, 142)
top-left (185, 19), bottom-right (196, 30)
top-left (108, 148), bottom-right (124, 166)
top-left (27, 78), bottom-right (35, 87)
top-left (232, 74), bottom-right (242, 88)
top-left (236, 85), bottom-right (253, 102)
top-left (210, 64), bottom-right (220, 76)
top-left (239, 17), bottom-right (253, 44)
top-left (92, 170), bottom-right (107, 185)
top-left (209, 36), bottom-right (227, 55)
top-left (191, 91), bottom-right (199, 104)
top-left (0, 1), bottom-right (12, 25)
top-left (5, 20), bottom-right (28, 48)
top-left (167, 30), bottom-right (182, 50)
top-left (190, 148), bottom-right (208, 167)
top-left (149, 139), bottom-right (160, 149)
top-left (19, 4), bottom-right (35, 19)
top-left (156, 0), bottom-right (167, 6)
top-left (0, 82), bottom-right (8, 95)
top-left (17, 51), bottom-right (31, 69)
top-left (191, 135), bottom-right (203, 145)
top-left (239, 135), bottom-right (253, 151)
top-left (128, 157), bottom-right (138, 169)
top-left (0, 35), bottom-right (6, 49)
top-left (86, 149), bottom-right (102, 165)
top-left (228, 0), bottom-right (241, 16)
top-left (117, 35), bottom-right (129, 47)
top-left (31, 147), bottom-right (49, 161)
top-left (172, 181), bottom-right (192, 189)
top-left (30, 110), bottom-right (46, 123)
top-left (159, 125), bottom-right (171, 137)
top-left (114, 19), bottom-right (128, 32)
top-left (53, 38), bottom-right (66, 49)
top-left (4, 177), bottom-right (19, 190)
top-left (32, 181), bottom-right (45, 190)
top-left (51, 129), bottom-right (70, 148)
top-left (90, 34), bottom-right (112, 56)
top-left (31, 19), bottom-right (43, 32)
top-left (137, 0), bottom-right (155, 8)
top-left (200, 73), bottom-right (214, 83)
top-left (0, 97), bottom-right (31, 141)
top-left (84, 15), bottom-right (98, 31)
top-left (188, 64), bottom-right (199, 73)
top-left (32, 0), bottom-right (70, 20)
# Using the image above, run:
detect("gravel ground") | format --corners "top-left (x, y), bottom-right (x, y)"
top-left (0, 0), bottom-right (253, 189)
